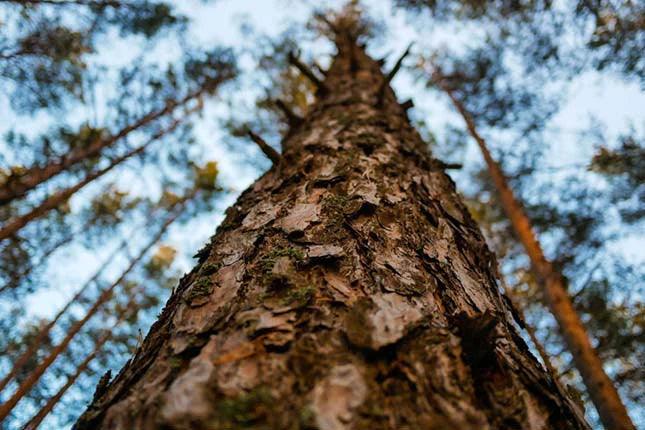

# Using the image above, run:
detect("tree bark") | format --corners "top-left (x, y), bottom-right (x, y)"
top-left (0, 193), bottom-right (191, 422)
top-left (74, 32), bottom-right (589, 430)
top-left (436, 79), bottom-right (635, 430)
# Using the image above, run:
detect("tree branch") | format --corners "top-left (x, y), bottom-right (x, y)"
top-left (247, 130), bottom-right (281, 165)
top-left (313, 61), bottom-right (327, 77)
top-left (288, 51), bottom-right (327, 95)
top-left (275, 99), bottom-right (303, 129)
top-left (377, 43), bottom-right (413, 105)
top-left (400, 99), bottom-right (414, 111)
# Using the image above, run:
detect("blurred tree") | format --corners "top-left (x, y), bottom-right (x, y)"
top-left (465, 157), bottom-right (644, 425)
top-left (588, 132), bottom-right (645, 223)
top-left (395, 0), bottom-right (645, 82)
top-left (432, 72), bottom-right (634, 429)
top-left (22, 323), bottom-right (117, 430)
top-left (0, 48), bottom-right (236, 207)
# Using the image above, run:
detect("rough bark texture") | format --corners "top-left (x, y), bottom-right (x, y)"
top-left (74, 34), bottom-right (589, 430)
top-left (437, 80), bottom-right (635, 430)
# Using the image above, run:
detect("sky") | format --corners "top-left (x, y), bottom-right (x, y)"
top-left (1, 0), bottom-right (643, 428)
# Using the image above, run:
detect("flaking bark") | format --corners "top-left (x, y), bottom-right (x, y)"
top-left (74, 33), bottom-right (589, 430)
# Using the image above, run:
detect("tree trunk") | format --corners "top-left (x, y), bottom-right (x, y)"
top-left (0, 193), bottom-right (191, 422)
top-left (74, 32), bottom-right (589, 430)
top-left (0, 237), bottom-right (128, 393)
top-left (0, 116), bottom-right (185, 242)
top-left (22, 293), bottom-right (143, 430)
top-left (0, 84), bottom-right (212, 207)
top-left (22, 337), bottom-right (108, 430)
top-left (436, 79), bottom-right (635, 430)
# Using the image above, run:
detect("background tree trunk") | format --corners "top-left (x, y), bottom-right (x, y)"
top-left (74, 32), bottom-right (589, 430)
top-left (0, 237), bottom-right (128, 393)
top-left (0, 194), bottom-right (190, 421)
top-left (0, 85), bottom-right (210, 207)
top-left (0, 116), bottom-right (186, 242)
top-left (436, 79), bottom-right (635, 430)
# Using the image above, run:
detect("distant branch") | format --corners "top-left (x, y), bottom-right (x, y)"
top-left (275, 99), bottom-right (304, 129)
top-left (313, 61), bottom-right (327, 77)
top-left (288, 51), bottom-right (328, 95)
top-left (0, 0), bottom-right (122, 6)
top-left (377, 43), bottom-right (413, 105)
top-left (247, 130), bottom-right (281, 165)
top-left (400, 99), bottom-right (414, 111)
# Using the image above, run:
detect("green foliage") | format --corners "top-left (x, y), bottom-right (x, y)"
top-left (16, 24), bottom-right (88, 63)
top-left (421, 42), bottom-right (557, 133)
top-left (590, 135), bottom-right (645, 186)
top-left (184, 48), bottom-right (237, 92)
top-left (588, 133), bottom-right (645, 223)
top-left (0, 1), bottom-right (187, 112)
top-left (0, 19), bottom-right (89, 111)
top-left (397, 0), bottom-right (645, 82)
top-left (103, 2), bottom-right (186, 38)
top-left (144, 245), bottom-right (177, 278)
top-left (88, 188), bottom-right (140, 227)
top-left (194, 161), bottom-right (220, 191)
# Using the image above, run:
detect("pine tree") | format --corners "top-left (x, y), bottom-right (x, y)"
top-left (433, 74), bottom-right (635, 430)
top-left (0, 112), bottom-right (192, 241)
top-left (74, 10), bottom-right (588, 429)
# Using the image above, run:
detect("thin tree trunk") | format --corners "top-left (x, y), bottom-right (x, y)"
top-left (1, 232), bottom-right (74, 292)
top-left (0, 192), bottom-right (192, 422)
top-left (0, 236), bottom-right (128, 392)
top-left (0, 116), bottom-right (184, 242)
top-left (0, 216), bottom-right (96, 294)
top-left (436, 79), bottom-right (635, 430)
top-left (74, 25), bottom-right (588, 430)
top-left (22, 295), bottom-right (140, 430)
top-left (22, 332), bottom-right (110, 430)
top-left (0, 84), bottom-right (213, 206)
